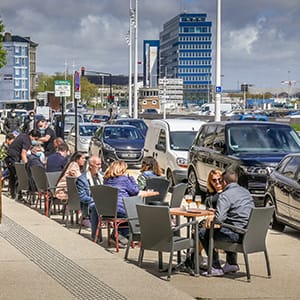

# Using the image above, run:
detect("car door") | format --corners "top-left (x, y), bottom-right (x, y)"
top-left (273, 157), bottom-right (295, 221)
top-left (287, 156), bottom-right (300, 227)
top-left (67, 126), bottom-right (75, 153)
top-left (153, 128), bottom-right (168, 174)
top-left (90, 127), bottom-right (103, 156)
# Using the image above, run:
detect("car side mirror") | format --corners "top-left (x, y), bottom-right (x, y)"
top-left (155, 143), bottom-right (166, 152)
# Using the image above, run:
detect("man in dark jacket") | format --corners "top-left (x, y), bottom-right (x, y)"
top-left (6, 129), bottom-right (41, 199)
top-left (4, 109), bottom-right (21, 134)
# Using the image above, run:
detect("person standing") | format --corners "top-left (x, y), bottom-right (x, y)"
top-left (4, 109), bottom-right (21, 134)
top-left (76, 156), bottom-right (103, 240)
top-left (23, 111), bottom-right (35, 133)
top-left (199, 164), bottom-right (254, 276)
top-left (37, 119), bottom-right (56, 157)
top-left (6, 129), bottom-right (41, 199)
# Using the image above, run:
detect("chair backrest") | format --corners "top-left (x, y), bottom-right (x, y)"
top-left (15, 162), bottom-right (30, 191)
top-left (46, 171), bottom-right (61, 193)
top-left (123, 196), bottom-right (143, 235)
top-left (66, 177), bottom-right (81, 211)
top-left (136, 204), bottom-right (173, 251)
top-left (90, 185), bottom-right (119, 217)
top-left (243, 206), bottom-right (275, 253)
top-left (30, 165), bottom-right (48, 192)
top-left (145, 177), bottom-right (170, 204)
top-left (169, 183), bottom-right (187, 208)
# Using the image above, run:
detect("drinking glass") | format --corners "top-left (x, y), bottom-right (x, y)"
top-left (195, 195), bottom-right (202, 208)
top-left (185, 194), bottom-right (193, 210)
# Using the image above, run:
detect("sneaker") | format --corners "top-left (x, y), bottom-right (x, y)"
top-left (199, 256), bottom-right (208, 269)
top-left (82, 219), bottom-right (91, 228)
top-left (222, 263), bottom-right (239, 274)
top-left (201, 267), bottom-right (224, 277)
top-left (118, 234), bottom-right (129, 246)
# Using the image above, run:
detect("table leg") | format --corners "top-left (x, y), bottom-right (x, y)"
top-left (207, 225), bottom-right (214, 275)
top-left (194, 221), bottom-right (199, 276)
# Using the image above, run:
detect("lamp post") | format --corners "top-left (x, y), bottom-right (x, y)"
top-left (133, 0), bottom-right (139, 118)
top-left (127, 0), bottom-right (134, 117)
top-left (214, 0), bottom-right (222, 121)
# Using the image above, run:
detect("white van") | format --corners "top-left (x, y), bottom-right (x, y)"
top-left (144, 119), bottom-right (205, 185)
top-left (197, 103), bottom-right (234, 115)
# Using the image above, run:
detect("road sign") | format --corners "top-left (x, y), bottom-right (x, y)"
top-left (216, 86), bottom-right (222, 93)
top-left (54, 80), bottom-right (71, 97)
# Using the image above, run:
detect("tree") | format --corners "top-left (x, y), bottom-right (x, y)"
top-left (0, 19), bottom-right (7, 68)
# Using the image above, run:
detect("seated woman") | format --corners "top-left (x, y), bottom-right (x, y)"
top-left (205, 169), bottom-right (223, 209)
top-left (103, 160), bottom-right (154, 243)
top-left (137, 156), bottom-right (163, 190)
top-left (55, 151), bottom-right (86, 201)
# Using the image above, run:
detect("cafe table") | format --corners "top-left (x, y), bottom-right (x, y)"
top-left (170, 207), bottom-right (214, 276)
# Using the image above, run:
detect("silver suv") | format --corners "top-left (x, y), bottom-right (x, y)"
top-left (187, 121), bottom-right (300, 207)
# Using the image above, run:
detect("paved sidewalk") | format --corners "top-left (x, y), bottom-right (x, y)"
top-left (1, 192), bottom-right (300, 300)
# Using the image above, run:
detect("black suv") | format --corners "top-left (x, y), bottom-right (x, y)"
top-left (188, 121), bottom-right (300, 206)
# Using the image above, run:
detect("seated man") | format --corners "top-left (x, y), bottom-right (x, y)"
top-left (76, 155), bottom-right (103, 240)
top-left (46, 143), bottom-right (69, 172)
top-left (199, 165), bottom-right (254, 276)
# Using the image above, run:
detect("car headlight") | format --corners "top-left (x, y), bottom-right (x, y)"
top-left (103, 142), bottom-right (115, 151)
top-left (240, 165), bottom-right (269, 175)
top-left (176, 157), bottom-right (188, 168)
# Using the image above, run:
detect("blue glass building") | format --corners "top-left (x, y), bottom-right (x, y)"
top-left (159, 13), bottom-right (212, 101)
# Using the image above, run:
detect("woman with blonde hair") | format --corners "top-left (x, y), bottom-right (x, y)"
top-left (205, 169), bottom-right (223, 209)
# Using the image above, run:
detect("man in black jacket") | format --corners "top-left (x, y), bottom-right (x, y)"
top-left (4, 109), bottom-right (21, 134)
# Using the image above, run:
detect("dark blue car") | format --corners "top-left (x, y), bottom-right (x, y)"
top-left (108, 118), bottom-right (148, 137)
top-left (89, 125), bottom-right (144, 169)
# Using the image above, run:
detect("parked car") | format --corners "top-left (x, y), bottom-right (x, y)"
top-left (66, 123), bottom-right (100, 153)
top-left (229, 113), bottom-right (269, 121)
top-left (144, 119), bottom-right (205, 186)
top-left (89, 125), bottom-right (145, 169)
top-left (89, 114), bottom-right (110, 124)
top-left (188, 121), bottom-right (300, 207)
top-left (108, 118), bottom-right (148, 137)
top-left (265, 153), bottom-right (300, 231)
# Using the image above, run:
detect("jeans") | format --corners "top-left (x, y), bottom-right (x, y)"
top-left (199, 226), bottom-right (241, 268)
top-left (117, 212), bottom-right (129, 237)
top-left (89, 205), bottom-right (98, 240)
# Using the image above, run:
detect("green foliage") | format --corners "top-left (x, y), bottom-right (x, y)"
top-left (291, 124), bottom-right (300, 132)
top-left (0, 19), bottom-right (7, 68)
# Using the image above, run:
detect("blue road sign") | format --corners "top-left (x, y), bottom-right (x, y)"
top-left (216, 86), bottom-right (222, 93)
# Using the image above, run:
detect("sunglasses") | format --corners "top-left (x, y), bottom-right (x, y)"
top-left (212, 178), bottom-right (222, 183)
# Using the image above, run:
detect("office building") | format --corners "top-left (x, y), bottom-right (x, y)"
top-left (0, 32), bottom-right (38, 101)
top-left (159, 13), bottom-right (212, 101)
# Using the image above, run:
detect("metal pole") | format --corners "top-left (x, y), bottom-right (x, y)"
top-left (133, 0), bottom-right (139, 118)
top-left (128, 0), bottom-right (133, 116)
top-left (214, 0), bottom-right (221, 121)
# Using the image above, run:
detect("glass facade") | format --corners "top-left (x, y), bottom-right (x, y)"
top-left (159, 13), bottom-right (212, 101)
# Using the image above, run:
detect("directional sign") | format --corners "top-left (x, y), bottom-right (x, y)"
top-left (216, 86), bottom-right (222, 93)
top-left (54, 80), bottom-right (71, 97)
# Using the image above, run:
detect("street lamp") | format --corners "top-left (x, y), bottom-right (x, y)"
top-left (133, 0), bottom-right (139, 118)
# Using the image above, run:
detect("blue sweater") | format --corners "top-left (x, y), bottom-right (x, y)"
top-left (104, 175), bottom-right (140, 215)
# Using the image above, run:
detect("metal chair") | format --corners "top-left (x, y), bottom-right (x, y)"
top-left (30, 165), bottom-right (50, 217)
top-left (90, 185), bottom-right (128, 252)
top-left (209, 206), bottom-right (275, 282)
top-left (123, 195), bottom-right (143, 260)
top-left (169, 183), bottom-right (187, 208)
top-left (145, 177), bottom-right (170, 205)
top-left (65, 176), bottom-right (83, 231)
top-left (136, 204), bottom-right (198, 280)
top-left (46, 171), bottom-right (62, 215)
top-left (14, 162), bottom-right (32, 204)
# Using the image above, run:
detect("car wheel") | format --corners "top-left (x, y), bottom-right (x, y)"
top-left (187, 169), bottom-right (200, 197)
top-left (265, 196), bottom-right (285, 232)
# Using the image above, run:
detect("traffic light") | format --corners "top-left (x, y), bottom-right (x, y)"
top-left (241, 84), bottom-right (248, 92)
top-left (107, 95), bottom-right (114, 103)
top-left (81, 66), bottom-right (85, 76)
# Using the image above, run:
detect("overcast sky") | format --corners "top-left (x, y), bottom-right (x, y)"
top-left (1, 0), bottom-right (300, 90)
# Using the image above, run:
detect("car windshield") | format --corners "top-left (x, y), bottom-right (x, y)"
top-left (170, 131), bottom-right (197, 151)
top-left (227, 124), bottom-right (300, 153)
top-left (117, 120), bottom-right (147, 132)
top-left (104, 127), bottom-right (143, 140)
top-left (79, 125), bottom-right (98, 136)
